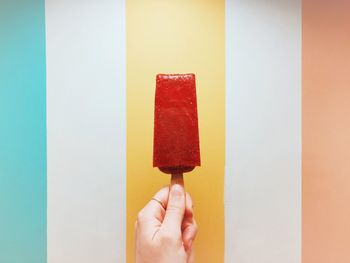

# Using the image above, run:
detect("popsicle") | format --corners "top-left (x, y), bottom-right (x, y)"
top-left (153, 73), bottom-right (200, 184)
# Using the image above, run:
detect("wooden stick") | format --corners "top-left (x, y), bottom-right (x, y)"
top-left (171, 173), bottom-right (184, 186)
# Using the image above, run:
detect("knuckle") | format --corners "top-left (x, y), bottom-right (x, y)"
top-left (166, 204), bottom-right (181, 213)
top-left (137, 210), bottom-right (146, 222)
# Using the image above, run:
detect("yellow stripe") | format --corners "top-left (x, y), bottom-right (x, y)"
top-left (126, 1), bottom-right (225, 262)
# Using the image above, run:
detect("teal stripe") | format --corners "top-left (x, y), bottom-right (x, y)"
top-left (0, 0), bottom-right (46, 262)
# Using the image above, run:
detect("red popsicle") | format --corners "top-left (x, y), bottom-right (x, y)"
top-left (153, 73), bottom-right (200, 184)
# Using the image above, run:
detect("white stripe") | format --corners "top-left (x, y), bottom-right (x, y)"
top-left (46, 0), bottom-right (126, 262)
top-left (225, 0), bottom-right (301, 262)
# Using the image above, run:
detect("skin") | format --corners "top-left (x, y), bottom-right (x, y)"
top-left (135, 184), bottom-right (198, 263)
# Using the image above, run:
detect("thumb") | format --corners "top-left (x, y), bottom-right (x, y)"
top-left (161, 184), bottom-right (186, 238)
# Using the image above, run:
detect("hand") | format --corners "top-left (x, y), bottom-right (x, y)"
top-left (135, 184), bottom-right (197, 263)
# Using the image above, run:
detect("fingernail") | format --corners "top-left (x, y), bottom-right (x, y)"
top-left (171, 184), bottom-right (183, 197)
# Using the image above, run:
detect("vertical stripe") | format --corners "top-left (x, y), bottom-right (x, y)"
top-left (116, 1), bottom-right (127, 262)
top-left (225, 0), bottom-right (301, 262)
top-left (126, 1), bottom-right (225, 262)
top-left (0, 0), bottom-right (46, 263)
top-left (0, 1), bottom-right (46, 262)
top-left (46, 1), bottom-right (126, 262)
top-left (302, 1), bottom-right (350, 262)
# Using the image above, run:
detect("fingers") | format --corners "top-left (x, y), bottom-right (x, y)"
top-left (136, 184), bottom-right (197, 252)
top-left (161, 184), bottom-right (186, 239)
top-left (182, 193), bottom-right (197, 251)
top-left (182, 218), bottom-right (197, 251)
top-left (185, 192), bottom-right (194, 219)
top-left (136, 187), bottom-right (169, 230)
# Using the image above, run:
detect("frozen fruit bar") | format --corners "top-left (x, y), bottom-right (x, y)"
top-left (153, 73), bottom-right (200, 175)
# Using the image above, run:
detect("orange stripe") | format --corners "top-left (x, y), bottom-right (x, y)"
top-left (302, 0), bottom-right (350, 262)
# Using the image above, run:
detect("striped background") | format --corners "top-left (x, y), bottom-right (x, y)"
top-left (0, 0), bottom-right (349, 262)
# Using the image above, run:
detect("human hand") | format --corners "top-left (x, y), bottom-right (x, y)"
top-left (135, 184), bottom-right (197, 263)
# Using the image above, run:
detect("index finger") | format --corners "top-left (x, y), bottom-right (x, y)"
top-left (137, 186), bottom-right (170, 226)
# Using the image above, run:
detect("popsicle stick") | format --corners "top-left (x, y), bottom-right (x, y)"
top-left (171, 173), bottom-right (184, 186)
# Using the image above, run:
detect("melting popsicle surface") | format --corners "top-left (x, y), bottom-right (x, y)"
top-left (153, 73), bottom-right (200, 174)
